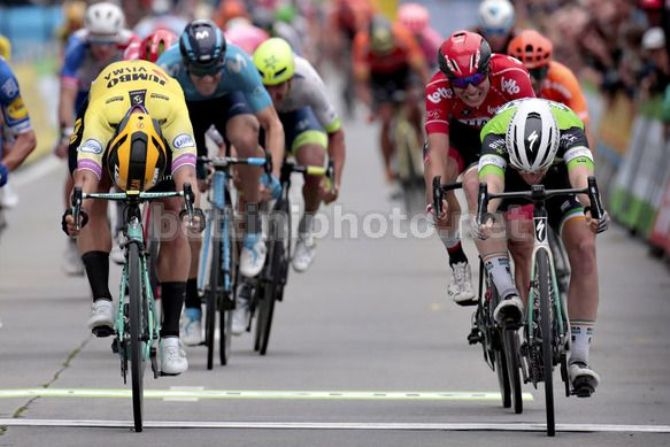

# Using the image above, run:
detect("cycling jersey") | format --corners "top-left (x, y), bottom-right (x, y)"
top-left (539, 61), bottom-right (589, 124)
top-left (353, 23), bottom-right (425, 79)
top-left (478, 99), bottom-right (593, 179)
top-left (156, 43), bottom-right (272, 111)
top-left (331, 0), bottom-right (373, 41)
top-left (0, 58), bottom-right (32, 136)
top-left (76, 60), bottom-right (196, 180)
top-left (425, 54), bottom-right (534, 135)
top-left (61, 29), bottom-right (138, 112)
top-left (274, 56), bottom-right (341, 133)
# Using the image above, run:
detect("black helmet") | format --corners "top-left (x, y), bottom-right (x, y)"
top-left (179, 19), bottom-right (226, 75)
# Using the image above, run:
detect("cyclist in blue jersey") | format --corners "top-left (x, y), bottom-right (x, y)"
top-left (56, 1), bottom-right (139, 275)
top-left (0, 58), bottom-right (37, 193)
top-left (157, 20), bottom-right (285, 345)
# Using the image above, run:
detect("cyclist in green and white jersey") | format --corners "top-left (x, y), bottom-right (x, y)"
top-left (474, 98), bottom-right (609, 394)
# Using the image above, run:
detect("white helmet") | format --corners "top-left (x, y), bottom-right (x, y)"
top-left (85, 2), bottom-right (125, 43)
top-left (478, 0), bottom-right (515, 35)
top-left (506, 99), bottom-right (560, 172)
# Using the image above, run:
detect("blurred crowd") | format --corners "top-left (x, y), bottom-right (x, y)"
top-left (515, 0), bottom-right (668, 103)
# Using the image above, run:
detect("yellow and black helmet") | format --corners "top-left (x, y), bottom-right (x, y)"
top-left (106, 105), bottom-right (168, 192)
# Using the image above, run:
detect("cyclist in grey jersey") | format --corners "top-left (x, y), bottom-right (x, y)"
top-left (253, 37), bottom-right (346, 273)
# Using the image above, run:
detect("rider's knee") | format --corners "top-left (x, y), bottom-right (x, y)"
top-left (570, 236), bottom-right (596, 274)
top-left (228, 115), bottom-right (260, 153)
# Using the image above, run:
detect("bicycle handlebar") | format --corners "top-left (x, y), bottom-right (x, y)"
top-left (199, 153), bottom-right (272, 174)
top-left (475, 175), bottom-right (605, 226)
top-left (431, 176), bottom-right (463, 215)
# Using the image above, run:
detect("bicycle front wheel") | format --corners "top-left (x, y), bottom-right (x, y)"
top-left (537, 249), bottom-right (555, 436)
top-left (205, 221), bottom-right (221, 370)
top-left (128, 242), bottom-right (146, 432)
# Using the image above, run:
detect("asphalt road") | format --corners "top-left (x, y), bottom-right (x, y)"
top-left (1, 104), bottom-right (669, 446)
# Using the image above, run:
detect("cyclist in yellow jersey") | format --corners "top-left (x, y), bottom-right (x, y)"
top-left (63, 59), bottom-right (199, 375)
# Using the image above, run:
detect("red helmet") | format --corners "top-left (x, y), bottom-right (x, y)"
top-left (438, 30), bottom-right (491, 78)
top-left (140, 28), bottom-right (178, 63)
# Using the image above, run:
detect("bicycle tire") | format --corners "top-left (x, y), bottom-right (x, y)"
top-left (489, 287), bottom-right (511, 408)
top-left (395, 120), bottom-right (424, 215)
top-left (537, 249), bottom-right (556, 436)
top-left (128, 242), bottom-right (145, 432)
top-left (503, 329), bottom-right (523, 414)
top-left (219, 203), bottom-right (237, 366)
top-left (205, 215), bottom-right (221, 370)
top-left (253, 282), bottom-right (263, 352)
top-left (258, 237), bottom-right (282, 356)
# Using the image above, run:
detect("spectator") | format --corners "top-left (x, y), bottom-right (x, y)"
top-left (640, 27), bottom-right (670, 100)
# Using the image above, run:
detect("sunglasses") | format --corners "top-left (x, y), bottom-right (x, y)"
top-left (188, 64), bottom-right (223, 78)
top-left (528, 66), bottom-right (549, 81)
top-left (449, 71), bottom-right (488, 89)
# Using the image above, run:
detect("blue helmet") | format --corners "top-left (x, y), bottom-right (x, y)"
top-left (179, 19), bottom-right (226, 75)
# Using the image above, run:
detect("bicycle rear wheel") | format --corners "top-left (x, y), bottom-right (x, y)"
top-left (488, 288), bottom-right (511, 408)
top-left (537, 249), bottom-right (555, 436)
top-left (128, 243), bottom-right (146, 432)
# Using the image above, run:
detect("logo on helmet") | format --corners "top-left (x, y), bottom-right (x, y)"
top-left (527, 130), bottom-right (539, 153)
top-left (195, 30), bottom-right (210, 40)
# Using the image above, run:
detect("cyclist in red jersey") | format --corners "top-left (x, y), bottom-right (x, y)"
top-left (424, 30), bottom-right (534, 304)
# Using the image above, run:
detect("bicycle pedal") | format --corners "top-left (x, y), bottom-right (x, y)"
top-left (92, 325), bottom-right (114, 338)
top-left (571, 378), bottom-right (596, 398)
top-left (467, 329), bottom-right (483, 345)
top-left (455, 298), bottom-right (478, 307)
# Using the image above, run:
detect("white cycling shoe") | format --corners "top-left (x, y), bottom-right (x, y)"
top-left (493, 294), bottom-right (524, 327)
top-left (239, 233), bottom-right (266, 278)
top-left (160, 337), bottom-right (188, 375)
top-left (569, 362), bottom-right (600, 397)
top-left (292, 233), bottom-right (316, 273)
top-left (1, 182), bottom-right (19, 208)
top-left (448, 262), bottom-right (476, 305)
top-left (180, 308), bottom-right (203, 346)
top-left (110, 233), bottom-right (125, 265)
top-left (231, 283), bottom-right (252, 335)
top-left (87, 299), bottom-right (114, 337)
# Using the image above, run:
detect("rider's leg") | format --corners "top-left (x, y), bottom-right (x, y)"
top-left (78, 175), bottom-right (114, 334)
top-left (293, 134), bottom-right (328, 272)
top-left (377, 102), bottom-right (395, 183)
top-left (505, 205), bottom-right (535, 302)
top-left (562, 214), bottom-right (598, 356)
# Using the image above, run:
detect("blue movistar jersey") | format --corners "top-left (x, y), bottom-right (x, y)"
top-left (156, 43), bottom-right (272, 112)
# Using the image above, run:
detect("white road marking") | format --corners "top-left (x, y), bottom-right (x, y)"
top-left (0, 419), bottom-right (668, 433)
top-left (0, 388), bottom-right (533, 401)
top-left (164, 386), bottom-right (205, 402)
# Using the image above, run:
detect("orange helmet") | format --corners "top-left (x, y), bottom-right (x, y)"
top-left (215, 0), bottom-right (249, 29)
top-left (507, 29), bottom-right (553, 69)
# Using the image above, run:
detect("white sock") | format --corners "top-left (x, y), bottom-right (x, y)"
top-left (570, 321), bottom-right (594, 366)
top-left (439, 229), bottom-right (460, 252)
top-left (299, 213), bottom-right (315, 236)
top-left (484, 255), bottom-right (517, 299)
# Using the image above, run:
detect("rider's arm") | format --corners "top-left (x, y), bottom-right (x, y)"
top-left (2, 130), bottom-right (36, 171)
top-left (58, 36), bottom-right (86, 131)
top-left (478, 132), bottom-right (508, 214)
top-left (398, 25), bottom-right (430, 85)
top-left (423, 74), bottom-right (453, 206)
top-left (565, 142), bottom-right (595, 208)
top-left (327, 128), bottom-right (345, 190)
top-left (255, 105), bottom-right (285, 179)
top-left (352, 32), bottom-right (372, 107)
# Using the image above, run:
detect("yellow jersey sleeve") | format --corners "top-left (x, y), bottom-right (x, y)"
top-left (77, 60), bottom-right (197, 179)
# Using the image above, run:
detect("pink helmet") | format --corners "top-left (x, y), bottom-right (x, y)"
top-left (398, 3), bottom-right (429, 34)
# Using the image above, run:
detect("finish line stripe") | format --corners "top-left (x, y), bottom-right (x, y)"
top-left (0, 388), bottom-right (533, 401)
top-left (0, 419), bottom-right (669, 433)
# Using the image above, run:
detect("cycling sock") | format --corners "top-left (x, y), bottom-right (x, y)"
top-left (160, 282), bottom-right (186, 338)
top-left (245, 203), bottom-right (262, 235)
top-left (298, 213), bottom-right (315, 235)
top-left (184, 277), bottom-right (199, 309)
top-left (82, 251), bottom-right (112, 301)
top-left (445, 240), bottom-right (468, 266)
top-left (484, 255), bottom-right (517, 299)
top-left (570, 320), bottom-right (594, 365)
